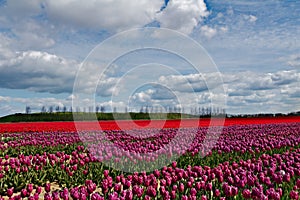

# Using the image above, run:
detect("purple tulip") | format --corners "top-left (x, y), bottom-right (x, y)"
top-left (190, 188), bottom-right (197, 196)
top-left (45, 183), bottom-right (51, 193)
top-left (21, 189), bottom-right (28, 198)
top-left (52, 192), bottom-right (60, 200)
top-left (44, 193), bottom-right (52, 200)
top-left (36, 186), bottom-right (42, 194)
top-left (27, 184), bottom-right (34, 193)
top-left (33, 193), bottom-right (39, 200)
top-left (103, 170), bottom-right (109, 178)
top-left (91, 193), bottom-right (104, 200)
top-left (201, 195), bottom-right (207, 200)
top-left (290, 191), bottom-right (299, 200)
top-left (242, 189), bottom-right (251, 199)
top-left (214, 189), bottom-right (220, 197)
top-left (7, 188), bottom-right (14, 197)
top-left (146, 186), bottom-right (157, 198)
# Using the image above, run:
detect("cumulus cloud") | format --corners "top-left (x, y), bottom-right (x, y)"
top-left (11, 20), bottom-right (56, 50)
top-left (244, 15), bottom-right (257, 23)
top-left (129, 88), bottom-right (180, 110)
top-left (200, 25), bottom-right (217, 39)
top-left (288, 54), bottom-right (300, 68)
top-left (154, 70), bottom-right (300, 113)
top-left (43, 0), bottom-right (163, 32)
top-left (0, 48), bottom-right (123, 97)
top-left (156, 0), bottom-right (209, 34)
top-left (43, 0), bottom-right (209, 34)
top-left (158, 73), bottom-right (208, 93)
top-left (0, 95), bottom-right (70, 116)
top-left (0, 50), bottom-right (78, 93)
top-left (0, 34), bottom-right (14, 60)
top-left (2, 0), bottom-right (42, 19)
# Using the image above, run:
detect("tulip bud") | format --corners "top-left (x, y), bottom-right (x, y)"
top-left (290, 190), bottom-right (299, 200)
top-left (171, 161), bottom-right (177, 168)
top-left (44, 193), bottom-right (52, 200)
top-left (146, 186), bottom-right (157, 197)
top-left (242, 189), bottom-right (251, 199)
top-left (206, 182), bottom-right (213, 191)
top-left (103, 170), bottom-right (109, 178)
top-left (28, 196), bottom-right (35, 200)
top-left (190, 188), bottom-right (197, 196)
top-left (92, 193), bottom-right (104, 200)
top-left (214, 189), bottom-right (220, 197)
top-left (45, 183), bottom-right (51, 193)
top-left (33, 193), bottom-right (39, 200)
top-left (178, 183), bottom-right (184, 193)
top-left (7, 188), bottom-right (14, 197)
top-left (72, 165), bottom-right (77, 171)
top-left (27, 184), bottom-right (34, 193)
top-left (52, 192), bottom-right (60, 200)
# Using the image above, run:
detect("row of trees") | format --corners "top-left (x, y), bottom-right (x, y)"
top-left (25, 106), bottom-right (300, 117)
top-left (25, 105), bottom-right (226, 116)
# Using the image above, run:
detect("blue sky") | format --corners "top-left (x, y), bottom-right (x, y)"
top-left (0, 0), bottom-right (299, 116)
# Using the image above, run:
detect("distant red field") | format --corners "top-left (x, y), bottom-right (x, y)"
top-left (0, 116), bottom-right (299, 133)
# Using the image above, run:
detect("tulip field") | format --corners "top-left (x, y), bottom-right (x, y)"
top-left (0, 117), bottom-right (300, 199)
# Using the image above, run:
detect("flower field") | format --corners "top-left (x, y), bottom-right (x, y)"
top-left (0, 117), bottom-right (300, 199)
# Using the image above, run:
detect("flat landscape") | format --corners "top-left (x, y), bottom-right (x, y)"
top-left (0, 1), bottom-right (299, 199)
top-left (0, 117), bottom-right (300, 199)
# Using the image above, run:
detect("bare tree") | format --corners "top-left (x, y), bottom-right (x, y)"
top-left (140, 106), bottom-right (144, 113)
top-left (55, 106), bottom-right (60, 113)
top-left (41, 106), bottom-right (46, 113)
top-left (49, 106), bottom-right (53, 113)
top-left (100, 106), bottom-right (105, 113)
top-left (145, 106), bottom-right (149, 113)
top-left (25, 106), bottom-right (31, 114)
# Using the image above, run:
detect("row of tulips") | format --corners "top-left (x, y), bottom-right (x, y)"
top-left (2, 147), bottom-right (300, 199)
top-left (1, 123), bottom-right (299, 157)
top-left (0, 122), bottom-right (300, 199)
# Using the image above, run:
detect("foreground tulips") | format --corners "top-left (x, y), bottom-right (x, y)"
top-left (0, 122), bottom-right (299, 199)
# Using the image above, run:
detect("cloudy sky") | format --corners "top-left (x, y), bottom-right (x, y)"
top-left (0, 0), bottom-right (299, 116)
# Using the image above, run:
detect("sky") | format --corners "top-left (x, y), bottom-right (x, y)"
top-left (0, 0), bottom-right (299, 116)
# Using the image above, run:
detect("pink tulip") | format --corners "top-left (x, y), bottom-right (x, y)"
top-left (290, 191), bottom-right (299, 200)
top-left (146, 186), bottom-right (156, 197)
top-left (242, 189), bottom-right (251, 199)
top-left (7, 188), bottom-right (14, 197)
top-left (21, 189), bottom-right (28, 198)
top-left (103, 170), bottom-right (109, 178)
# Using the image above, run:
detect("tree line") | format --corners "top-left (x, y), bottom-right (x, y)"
top-left (25, 105), bottom-right (300, 117)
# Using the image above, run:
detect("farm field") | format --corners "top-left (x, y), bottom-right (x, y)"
top-left (0, 116), bottom-right (300, 133)
top-left (0, 117), bottom-right (300, 199)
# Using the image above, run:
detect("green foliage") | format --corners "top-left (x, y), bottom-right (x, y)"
top-left (0, 112), bottom-right (197, 122)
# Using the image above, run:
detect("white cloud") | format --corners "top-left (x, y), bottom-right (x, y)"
top-left (43, 0), bottom-right (163, 32)
top-left (156, 0), bottom-right (209, 34)
top-left (0, 34), bottom-right (14, 60)
top-left (43, 0), bottom-right (210, 34)
top-left (245, 15), bottom-right (257, 23)
top-left (288, 54), bottom-right (300, 68)
top-left (11, 20), bottom-right (56, 50)
top-left (200, 25), bottom-right (217, 39)
top-left (0, 50), bottom-right (78, 93)
top-left (3, 0), bottom-right (42, 19)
